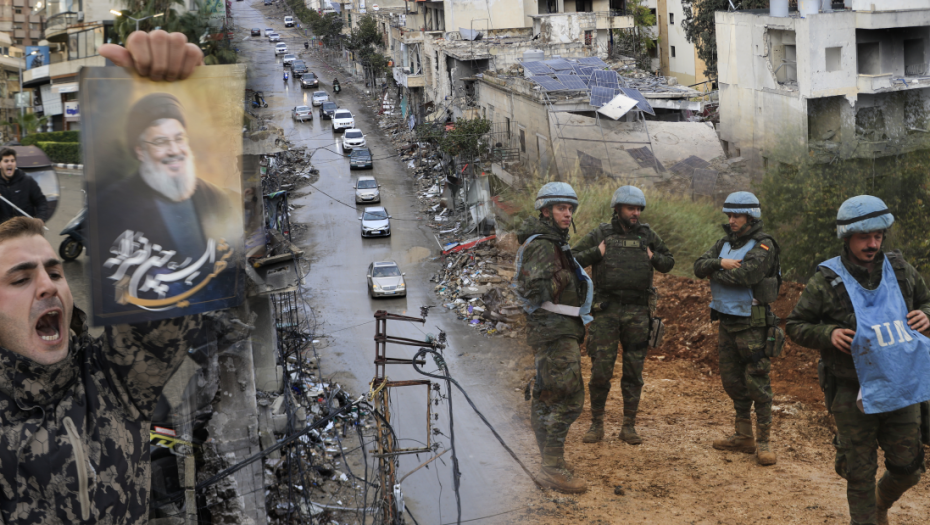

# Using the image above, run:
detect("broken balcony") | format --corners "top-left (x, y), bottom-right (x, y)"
top-left (393, 66), bottom-right (424, 88)
top-left (856, 27), bottom-right (930, 93)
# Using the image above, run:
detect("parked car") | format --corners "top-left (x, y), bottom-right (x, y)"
top-left (300, 71), bottom-right (319, 88)
top-left (264, 0), bottom-right (272, 5)
top-left (274, 43), bottom-right (287, 55)
top-left (269, 33), bottom-right (281, 43)
top-left (355, 176), bottom-right (381, 204)
top-left (291, 60), bottom-right (308, 78)
top-left (292, 105), bottom-right (312, 122)
top-left (251, 28), bottom-right (262, 36)
top-left (282, 54), bottom-right (296, 67)
top-left (342, 128), bottom-right (366, 151)
top-left (367, 260), bottom-right (406, 297)
top-left (349, 147), bottom-right (373, 169)
top-left (284, 15), bottom-right (294, 27)
top-left (264, 28), bottom-right (274, 36)
top-left (331, 109), bottom-right (354, 131)
top-left (312, 91), bottom-right (330, 106)
top-left (319, 101), bottom-right (338, 119)
top-left (359, 207), bottom-right (391, 238)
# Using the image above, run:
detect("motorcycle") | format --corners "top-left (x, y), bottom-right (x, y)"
top-left (304, 41), bottom-right (309, 50)
top-left (333, 78), bottom-right (341, 93)
top-left (251, 91), bottom-right (268, 108)
top-left (59, 204), bottom-right (87, 262)
top-left (284, 71), bottom-right (289, 84)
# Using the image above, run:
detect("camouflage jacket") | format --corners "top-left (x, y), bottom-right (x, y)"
top-left (516, 216), bottom-right (587, 346)
top-left (693, 220), bottom-right (779, 287)
top-left (786, 250), bottom-right (930, 379)
top-left (572, 213), bottom-right (675, 298)
top-left (0, 308), bottom-right (206, 524)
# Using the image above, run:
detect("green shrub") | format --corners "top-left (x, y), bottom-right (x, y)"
top-left (36, 141), bottom-right (81, 164)
top-left (758, 152), bottom-right (930, 282)
top-left (504, 179), bottom-right (723, 278)
top-left (21, 131), bottom-right (79, 146)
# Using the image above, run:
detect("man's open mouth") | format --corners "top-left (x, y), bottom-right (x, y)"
top-left (36, 310), bottom-right (62, 342)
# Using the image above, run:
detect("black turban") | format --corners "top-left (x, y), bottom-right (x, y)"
top-left (126, 93), bottom-right (187, 146)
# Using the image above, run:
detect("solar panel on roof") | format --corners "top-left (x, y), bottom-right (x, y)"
top-left (529, 76), bottom-right (566, 92)
top-left (580, 66), bottom-right (597, 77)
top-left (620, 87), bottom-right (656, 115)
top-left (571, 63), bottom-right (589, 76)
top-left (544, 58), bottom-right (574, 71)
top-left (582, 75), bottom-right (595, 87)
top-left (556, 74), bottom-right (588, 90)
top-left (594, 70), bottom-right (620, 89)
top-left (522, 61), bottom-right (554, 75)
top-left (590, 87), bottom-right (615, 107)
top-left (577, 57), bottom-right (609, 68)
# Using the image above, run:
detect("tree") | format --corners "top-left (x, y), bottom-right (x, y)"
top-left (612, 0), bottom-right (656, 70)
top-left (16, 112), bottom-right (49, 137)
top-left (416, 118), bottom-right (492, 159)
top-left (681, 0), bottom-right (768, 80)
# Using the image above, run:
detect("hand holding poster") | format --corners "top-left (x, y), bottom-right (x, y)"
top-left (80, 65), bottom-right (246, 326)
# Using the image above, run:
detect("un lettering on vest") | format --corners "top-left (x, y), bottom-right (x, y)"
top-left (870, 319), bottom-right (915, 348)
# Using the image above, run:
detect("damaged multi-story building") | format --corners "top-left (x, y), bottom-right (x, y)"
top-left (716, 0), bottom-right (930, 175)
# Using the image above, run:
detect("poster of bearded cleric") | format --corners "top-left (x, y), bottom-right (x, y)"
top-left (80, 65), bottom-right (247, 326)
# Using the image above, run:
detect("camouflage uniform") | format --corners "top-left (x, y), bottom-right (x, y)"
top-left (694, 220), bottom-right (780, 454)
top-left (516, 216), bottom-right (587, 457)
top-left (787, 250), bottom-right (930, 525)
top-left (573, 213), bottom-right (674, 436)
top-left (0, 308), bottom-right (207, 524)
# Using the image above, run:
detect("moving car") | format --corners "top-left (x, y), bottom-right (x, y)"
top-left (251, 28), bottom-right (262, 36)
top-left (342, 128), bottom-right (366, 150)
top-left (349, 147), bottom-right (373, 169)
top-left (359, 206), bottom-right (391, 237)
top-left (264, 28), bottom-right (274, 36)
top-left (367, 260), bottom-right (406, 297)
top-left (274, 43), bottom-right (287, 55)
top-left (331, 109), bottom-right (354, 131)
top-left (319, 101), bottom-right (337, 119)
top-left (291, 60), bottom-right (308, 78)
top-left (269, 33), bottom-right (281, 42)
top-left (284, 15), bottom-right (294, 27)
top-left (355, 176), bottom-right (381, 204)
top-left (299, 71), bottom-right (319, 88)
top-left (292, 105), bottom-right (312, 122)
top-left (282, 54), bottom-right (296, 67)
top-left (311, 90), bottom-right (330, 106)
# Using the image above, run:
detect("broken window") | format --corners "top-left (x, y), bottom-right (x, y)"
top-left (669, 13), bottom-right (674, 24)
top-left (904, 38), bottom-right (926, 76)
top-left (857, 42), bottom-right (881, 75)
top-left (808, 96), bottom-right (843, 144)
top-left (768, 29), bottom-right (797, 84)
top-left (585, 30), bottom-right (594, 46)
top-left (855, 106), bottom-right (886, 141)
top-left (519, 128), bottom-right (526, 153)
top-left (671, 46), bottom-right (676, 58)
top-left (825, 47), bottom-right (841, 72)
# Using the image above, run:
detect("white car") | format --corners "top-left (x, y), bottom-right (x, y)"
top-left (342, 128), bottom-right (366, 150)
top-left (292, 105), bottom-right (312, 122)
top-left (264, 28), bottom-right (274, 36)
top-left (269, 33), bottom-right (281, 43)
top-left (311, 90), bottom-right (330, 106)
top-left (274, 43), bottom-right (287, 55)
top-left (282, 54), bottom-right (297, 67)
top-left (331, 110), bottom-right (354, 132)
top-left (284, 15), bottom-right (294, 27)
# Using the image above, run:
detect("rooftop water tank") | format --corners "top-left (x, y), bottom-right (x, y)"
top-left (770, 0), bottom-right (788, 17)
top-left (523, 49), bottom-right (545, 62)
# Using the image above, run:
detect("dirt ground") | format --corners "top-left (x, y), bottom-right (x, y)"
top-left (488, 273), bottom-right (930, 524)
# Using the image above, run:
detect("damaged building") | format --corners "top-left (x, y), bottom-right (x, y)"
top-left (716, 0), bottom-right (930, 175)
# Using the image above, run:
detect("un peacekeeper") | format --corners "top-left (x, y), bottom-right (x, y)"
top-left (787, 196), bottom-right (930, 525)
top-left (571, 185), bottom-right (674, 444)
top-left (693, 191), bottom-right (782, 466)
top-left (515, 182), bottom-right (593, 494)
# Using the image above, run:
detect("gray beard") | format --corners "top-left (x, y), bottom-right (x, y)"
top-left (138, 151), bottom-right (197, 202)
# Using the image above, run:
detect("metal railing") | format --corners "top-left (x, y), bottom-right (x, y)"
top-left (45, 12), bottom-right (78, 35)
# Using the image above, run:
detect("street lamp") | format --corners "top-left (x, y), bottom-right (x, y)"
top-left (110, 10), bottom-right (164, 32)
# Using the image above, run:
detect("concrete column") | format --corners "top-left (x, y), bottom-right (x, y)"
top-left (249, 294), bottom-right (283, 394)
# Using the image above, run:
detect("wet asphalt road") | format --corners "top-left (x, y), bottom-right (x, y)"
top-left (233, 2), bottom-right (533, 523)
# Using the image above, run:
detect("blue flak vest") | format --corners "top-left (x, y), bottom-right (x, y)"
top-left (513, 233), bottom-right (594, 325)
top-left (709, 239), bottom-right (757, 317)
top-left (820, 256), bottom-right (930, 414)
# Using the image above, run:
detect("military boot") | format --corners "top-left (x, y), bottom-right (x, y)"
top-left (713, 417), bottom-right (756, 454)
top-left (538, 447), bottom-right (587, 494)
top-left (755, 421), bottom-right (777, 466)
top-left (619, 415), bottom-right (642, 445)
top-left (582, 411), bottom-right (605, 443)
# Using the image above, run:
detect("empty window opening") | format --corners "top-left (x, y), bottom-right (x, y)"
top-left (769, 29), bottom-right (797, 84)
top-left (855, 106), bottom-right (886, 141)
top-left (857, 42), bottom-right (881, 75)
top-left (808, 96), bottom-right (844, 143)
top-left (825, 47), bottom-right (842, 72)
top-left (670, 46), bottom-right (676, 58)
top-left (519, 128), bottom-right (526, 153)
top-left (669, 13), bottom-right (674, 24)
top-left (904, 39), bottom-right (926, 76)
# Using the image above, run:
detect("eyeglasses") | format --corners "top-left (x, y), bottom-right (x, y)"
top-left (142, 135), bottom-right (189, 152)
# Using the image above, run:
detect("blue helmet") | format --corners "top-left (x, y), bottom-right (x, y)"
top-left (610, 185), bottom-right (646, 209)
top-left (836, 195), bottom-right (894, 239)
top-left (722, 191), bottom-right (761, 219)
top-left (535, 182), bottom-right (579, 211)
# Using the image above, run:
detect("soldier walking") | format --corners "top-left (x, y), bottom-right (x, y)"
top-left (787, 196), bottom-right (930, 525)
top-left (514, 182), bottom-right (594, 494)
top-left (694, 192), bottom-right (782, 466)
top-left (572, 186), bottom-right (675, 444)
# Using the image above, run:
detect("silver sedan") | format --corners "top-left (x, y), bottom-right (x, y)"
top-left (367, 261), bottom-right (407, 298)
